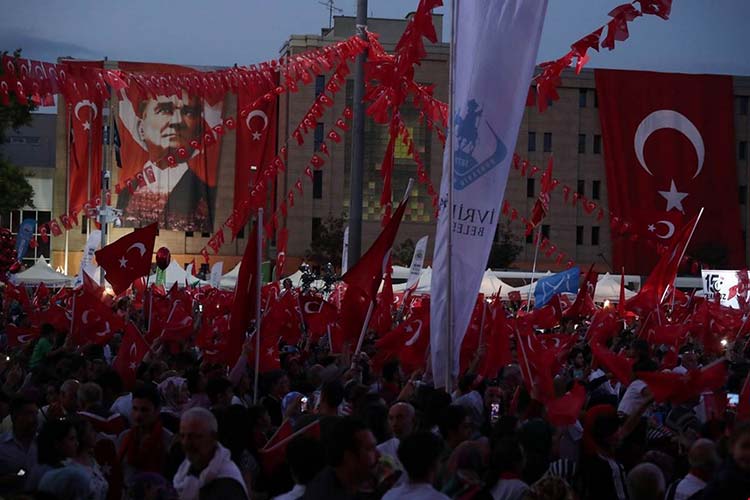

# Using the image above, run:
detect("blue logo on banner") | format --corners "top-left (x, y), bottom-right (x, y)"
top-left (15, 219), bottom-right (36, 261)
top-left (453, 99), bottom-right (507, 190)
top-left (534, 267), bottom-right (580, 308)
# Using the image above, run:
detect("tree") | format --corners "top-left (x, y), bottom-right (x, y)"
top-left (0, 50), bottom-right (36, 220)
top-left (392, 238), bottom-right (416, 266)
top-left (306, 214), bottom-right (346, 269)
top-left (487, 222), bottom-right (523, 269)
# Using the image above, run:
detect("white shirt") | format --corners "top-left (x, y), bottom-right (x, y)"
top-left (617, 380), bottom-right (648, 416)
top-left (674, 473), bottom-right (706, 500)
top-left (110, 393), bottom-right (133, 424)
top-left (383, 481), bottom-right (451, 500)
top-left (272, 483), bottom-right (306, 500)
top-left (377, 437), bottom-right (401, 466)
top-left (490, 478), bottom-right (528, 500)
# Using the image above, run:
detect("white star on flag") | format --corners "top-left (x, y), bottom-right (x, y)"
top-left (648, 224), bottom-right (656, 232)
top-left (129, 362), bottom-right (137, 370)
top-left (266, 347), bottom-right (274, 356)
top-left (658, 179), bottom-right (688, 213)
top-left (83, 121), bottom-right (91, 131)
top-left (119, 256), bottom-right (128, 268)
top-left (252, 131), bottom-right (262, 141)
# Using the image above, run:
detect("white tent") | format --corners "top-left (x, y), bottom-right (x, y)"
top-left (148, 260), bottom-right (209, 289)
top-left (219, 262), bottom-right (241, 289)
top-left (13, 257), bottom-right (73, 287)
top-left (595, 273), bottom-right (636, 302)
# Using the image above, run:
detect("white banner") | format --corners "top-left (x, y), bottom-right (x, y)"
top-left (74, 230), bottom-right (101, 287)
top-left (431, 0), bottom-right (548, 386)
top-left (210, 262), bottom-right (224, 289)
top-left (341, 226), bottom-right (350, 274)
top-left (406, 236), bottom-right (429, 291)
top-left (701, 270), bottom-right (749, 309)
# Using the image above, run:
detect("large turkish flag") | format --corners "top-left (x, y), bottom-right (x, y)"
top-left (596, 69), bottom-right (744, 274)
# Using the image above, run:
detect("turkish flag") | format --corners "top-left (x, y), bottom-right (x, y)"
top-left (94, 223), bottom-right (157, 295)
top-left (67, 61), bottom-right (104, 213)
top-left (737, 371), bottom-right (750, 422)
top-left (546, 383), bottom-right (586, 427)
top-left (113, 322), bottom-right (150, 390)
top-left (369, 273), bottom-right (394, 337)
top-left (229, 227), bottom-right (259, 366)
top-left (72, 289), bottom-right (124, 346)
top-left (275, 228), bottom-right (288, 279)
top-left (529, 156), bottom-right (554, 228)
top-left (478, 298), bottom-right (513, 379)
top-left (234, 87), bottom-right (278, 238)
top-left (299, 293), bottom-right (338, 340)
top-left (259, 420), bottom-right (320, 477)
top-left (637, 359), bottom-right (728, 404)
top-left (590, 342), bottom-right (634, 386)
top-left (6, 324), bottom-right (39, 349)
top-left (564, 265), bottom-right (598, 319)
top-left (373, 299), bottom-right (430, 374)
top-left (596, 69), bottom-right (744, 274)
top-left (262, 291), bottom-right (302, 345)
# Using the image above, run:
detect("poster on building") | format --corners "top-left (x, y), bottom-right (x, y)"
top-left (701, 269), bottom-right (750, 309)
top-left (115, 62), bottom-right (225, 233)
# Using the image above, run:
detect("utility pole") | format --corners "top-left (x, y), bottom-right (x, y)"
top-left (347, 0), bottom-right (367, 268)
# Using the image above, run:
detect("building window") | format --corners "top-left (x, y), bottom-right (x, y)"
top-left (578, 134), bottom-right (586, 154)
top-left (81, 222), bottom-right (88, 234)
top-left (312, 217), bottom-right (322, 243)
top-left (739, 96), bottom-right (749, 115)
top-left (314, 123), bottom-right (325, 152)
top-left (526, 233), bottom-right (534, 244)
top-left (315, 75), bottom-right (325, 97)
top-left (740, 141), bottom-right (748, 161)
top-left (593, 134), bottom-right (602, 154)
top-left (591, 226), bottom-right (600, 246)
top-left (576, 226), bottom-right (584, 245)
top-left (543, 132), bottom-right (552, 152)
top-left (594, 91), bottom-right (598, 108)
top-left (579, 89), bottom-right (587, 108)
top-left (740, 186), bottom-right (747, 205)
top-left (313, 170), bottom-right (323, 199)
top-left (186, 231), bottom-right (194, 237)
top-left (541, 225), bottom-right (550, 238)
top-left (592, 180), bottom-right (601, 200)
top-left (577, 180), bottom-right (585, 196)
top-left (528, 131), bottom-right (536, 152)
top-left (1, 209), bottom-right (51, 268)
top-left (201, 231), bottom-right (210, 238)
top-left (526, 178), bottom-right (535, 198)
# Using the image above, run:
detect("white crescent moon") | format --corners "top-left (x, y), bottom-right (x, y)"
top-left (404, 320), bottom-right (422, 346)
top-left (96, 322), bottom-right (111, 337)
top-left (127, 243), bottom-right (146, 256)
top-left (634, 109), bottom-right (704, 179)
top-left (245, 109), bottom-right (269, 131)
top-left (74, 100), bottom-right (99, 122)
top-left (129, 344), bottom-right (137, 357)
top-left (82, 310), bottom-right (91, 324)
top-left (654, 220), bottom-right (675, 239)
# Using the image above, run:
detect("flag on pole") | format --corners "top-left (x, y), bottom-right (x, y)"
top-left (529, 156), bottom-right (554, 229)
top-left (431, 0), bottom-right (548, 387)
top-left (405, 235), bottom-right (428, 292)
top-left (94, 223), bottom-right (157, 295)
top-left (534, 267), bottom-right (580, 308)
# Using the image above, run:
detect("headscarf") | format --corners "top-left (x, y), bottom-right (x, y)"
top-left (158, 376), bottom-right (189, 416)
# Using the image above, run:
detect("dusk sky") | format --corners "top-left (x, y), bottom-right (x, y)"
top-left (1, 0), bottom-right (748, 76)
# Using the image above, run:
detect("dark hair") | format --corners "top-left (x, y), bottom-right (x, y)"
top-left (287, 435), bottom-right (325, 484)
top-left (185, 367), bottom-right (204, 394)
top-left (438, 404), bottom-right (468, 438)
top-left (40, 323), bottom-right (55, 337)
top-left (458, 374), bottom-right (476, 394)
top-left (96, 369), bottom-right (124, 395)
top-left (325, 417), bottom-right (369, 467)
top-left (731, 420), bottom-right (750, 445)
top-left (37, 419), bottom-right (77, 466)
top-left (206, 377), bottom-right (232, 405)
top-left (321, 380), bottom-right (345, 408)
top-left (397, 431), bottom-right (444, 481)
top-left (132, 383), bottom-right (161, 408)
top-left (10, 395), bottom-right (37, 417)
top-left (425, 389), bottom-right (453, 429)
top-left (382, 360), bottom-right (400, 383)
top-left (264, 370), bottom-right (287, 393)
top-left (490, 437), bottom-right (524, 476)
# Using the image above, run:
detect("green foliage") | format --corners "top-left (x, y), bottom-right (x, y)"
top-left (306, 214), bottom-right (346, 268)
top-left (392, 238), bottom-right (416, 266)
top-left (487, 222), bottom-right (523, 269)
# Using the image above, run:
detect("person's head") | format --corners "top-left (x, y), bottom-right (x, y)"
top-left (137, 91), bottom-right (202, 161)
top-left (626, 462), bottom-right (665, 500)
top-left (72, 418), bottom-right (97, 454)
top-left (730, 421), bottom-right (750, 472)
top-left (206, 377), bottom-right (233, 409)
top-left (438, 404), bottom-right (473, 448)
top-left (570, 348), bottom-right (585, 368)
top-left (179, 407), bottom-right (218, 470)
top-left (59, 379), bottom-right (80, 412)
top-left (325, 417), bottom-right (379, 484)
top-left (37, 419), bottom-right (78, 466)
top-left (96, 369), bottom-right (124, 404)
top-left (388, 402), bottom-right (415, 440)
top-left (158, 376), bottom-right (190, 411)
top-left (283, 278), bottom-right (293, 290)
top-left (40, 323), bottom-right (55, 338)
top-left (397, 431), bottom-right (444, 483)
top-left (524, 476), bottom-right (576, 500)
top-left (484, 385), bottom-right (503, 412)
top-left (489, 437), bottom-right (524, 477)
top-left (629, 339), bottom-right (651, 362)
top-left (77, 382), bottom-right (103, 410)
top-left (320, 379), bottom-right (344, 414)
top-left (687, 438), bottom-right (720, 476)
top-left (681, 351), bottom-right (699, 371)
top-left (265, 370), bottom-right (290, 399)
top-left (10, 395), bottom-right (38, 439)
top-left (382, 360), bottom-right (401, 385)
top-left (287, 435), bottom-right (325, 486)
top-left (131, 383), bottom-right (161, 429)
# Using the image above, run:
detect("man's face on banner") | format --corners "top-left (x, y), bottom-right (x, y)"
top-left (138, 91), bottom-right (202, 162)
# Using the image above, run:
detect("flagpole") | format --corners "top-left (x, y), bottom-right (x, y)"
top-left (351, 300), bottom-right (375, 369)
top-left (660, 207), bottom-right (704, 304)
top-left (253, 208), bottom-right (263, 405)
top-left (99, 84), bottom-right (113, 286)
top-left (445, 0), bottom-right (458, 393)
top-left (527, 226), bottom-right (542, 311)
top-left (64, 106), bottom-right (72, 275)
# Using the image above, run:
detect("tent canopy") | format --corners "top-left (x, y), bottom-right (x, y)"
top-left (148, 260), bottom-right (208, 289)
top-left (13, 257), bottom-right (73, 287)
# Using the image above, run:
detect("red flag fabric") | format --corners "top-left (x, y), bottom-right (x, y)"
top-left (262, 291), bottom-right (302, 345)
top-left (299, 294), bottom-right (338, 340)
top-left (529, 156), bottom-right (554, 227)
top-left (478, 298), bottom-right (513, 379)
top-left (113, 323), bottom-right (150, 390)
top-left (637, 360), bottom-right (728, 404)
top-left (234, 89), bottom-right (278, 236)
top-left (71, 289), bottom-right (124, 346)
top-left (259, 419), bottom-right (320, 477)
top-left (373, 298), bottom-right (430, 374)
top-left (596, 69), bottom-right (744, 274)
top-left (5, 324), bottom-right (39, 349)
top-left (618, 267), bottom-right (626, 318)
top-left (737, 371), bottom-right (750, 422)
top-left (228, 227), bottom-right (259, 366)
top-left (459, 297), bottom-right (487, 375)
top-left (564, 265), bottom-right (598, 319)
top-left (546, 383), bottom-right (586, 426)
top-left (369, 273), bottom-right (394, 336)
top-left (67, 61), bottom-right (104, 213)
top-left (94, 223), bottom-right (157, 295)
top-left (626, 214), bottom-right (700, 316)
top-left (276, 228), bottom-right (288, 279)
top-left (32, 283), bottom-right (50, 308)
top-left (590, 342), bottom-right (634, 386)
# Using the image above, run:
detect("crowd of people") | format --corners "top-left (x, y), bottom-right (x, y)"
top-left (1, 277), bottom-right (750, 500)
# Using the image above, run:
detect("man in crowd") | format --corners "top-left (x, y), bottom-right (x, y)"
top-left (0, 395), bottom-right (38, 496)
top-left (377, 402), bottom-right (416, 469)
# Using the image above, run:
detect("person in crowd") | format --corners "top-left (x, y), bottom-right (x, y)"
top-left (118, 383), bottom-right (174, 483)
top-left (578, 404), bottom-right (628, 500)
top-left (377, 402), bottom-right (416, 468)
top-left (626, 462), bottom-right (665, 500)
top-left (273, 435), bottom-right (325, 500)
top-left (263, 371), bottom-right (291, 427)
top-left (173, 407), bottom-right (249, 499)
top-left (698, 420), bottom-right (750, 499)
top-left (69, 417), bottom-right (109, 500)
top-left (38, 378), bottom-right (79, 425)
top-left (302, 417), bottom-right (380, 499)
top-left (382, 431), bottom-right (449, 500)
top-left (482, 437), bottom-right (528, 500)
top-left (158, 376), bottom-right (190, 433)
top-left (31, 418), bottom-right (80, 492)
top-left (318, 379), bottom-right (345, 417)
top-left (207, 377), bottom-right (235, 414)
top-left (665, 438), bottom-right (719, 500)
top-left (0, 395), bottom-right (38, 495)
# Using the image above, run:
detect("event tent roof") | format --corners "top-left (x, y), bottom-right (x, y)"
top-left (148, 260), bottom-right (208, 289)
top-left (12, 257), bottom-right (73, 287)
